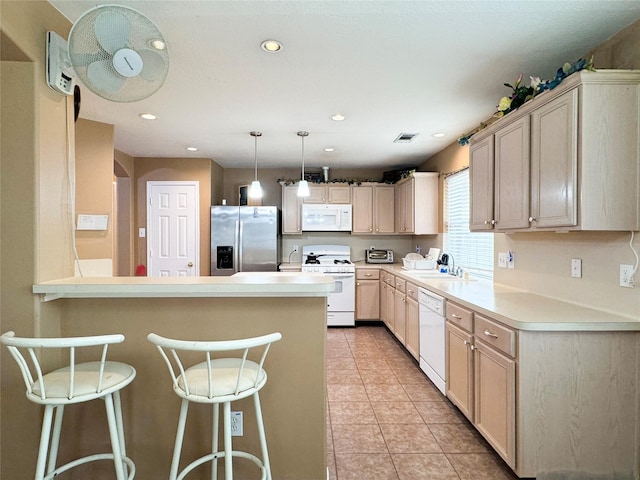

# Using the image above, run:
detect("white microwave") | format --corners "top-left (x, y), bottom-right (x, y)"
top-left (301, 204), bottom-right (352, 231)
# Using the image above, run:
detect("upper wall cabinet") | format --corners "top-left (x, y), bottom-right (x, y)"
top-left (351, 184), bottom-right (395, 234)
top-left (470, 70), bottom-right (640, 232)
top-left (303, 184), bottom-right (351, 204)
top-left (282, 185), bottom-right (302, 234)
top-left (395, 172), bottom-right (438, 235)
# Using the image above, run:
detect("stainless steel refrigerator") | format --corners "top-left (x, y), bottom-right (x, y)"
top-left (210, 205), bottom-right (280, 276)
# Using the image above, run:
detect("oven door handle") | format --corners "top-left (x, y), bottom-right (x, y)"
top-left (327, 273), bottom-right (354, 278)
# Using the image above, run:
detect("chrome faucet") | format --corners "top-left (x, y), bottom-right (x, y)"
top-left (440, 253), bottom-right (461, 277)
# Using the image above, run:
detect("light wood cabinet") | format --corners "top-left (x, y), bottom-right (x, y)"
top-left (470, 70), bottom-right (640, 232)
top-left (474, 338), bottom-right (516, 468)
top-left (379, 277), bottom-right (388, 326)
top-left (303, 184), bottom-right (351, 204)
top-left (393, 278), bottom-right (406, 344)
top-left (445, 301), bottom-right (516, 468)
top-left (356, 268), bottom-right (380, 320)
top-left (381, 272), bottom-right (395, 332)
top-left (281, 185), bottom-right (302, 234)
top-left (394, 172), bottom-right (438, 234)
top-left (351, 184), bottom-right (395, 234)
top-left (405, 282), bottom-right (420, 360)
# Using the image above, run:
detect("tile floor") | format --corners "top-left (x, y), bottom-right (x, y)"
top-left (326, 325), bottom-right (520, 480)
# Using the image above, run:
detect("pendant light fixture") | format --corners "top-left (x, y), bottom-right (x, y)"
top-left (248, 131), bottom-right (263, 199)
top-left (297, 131), bottom-right (310, 197)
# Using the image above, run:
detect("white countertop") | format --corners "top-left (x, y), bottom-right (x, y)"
top-left (33, 272), bottom-right (334, 302)
top-left (361, 263), bottom-right (640, 332)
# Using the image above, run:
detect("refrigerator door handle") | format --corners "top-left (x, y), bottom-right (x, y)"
top-left (237, 220), bottom-right (243, 272)
top-left (235, 220), bottom-right (241, 273)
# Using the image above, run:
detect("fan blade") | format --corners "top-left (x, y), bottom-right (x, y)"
top-left (87, 60), bottom-right (126, 93)
top-left (94, 11), bottom-right (130, 55)
top-left (138, 49), bottom-right (166, 82)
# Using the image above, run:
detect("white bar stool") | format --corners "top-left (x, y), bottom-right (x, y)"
top-left (1, 331), bottom-right (136, 480)
top-left (147, 332), bottom-right (282, 480)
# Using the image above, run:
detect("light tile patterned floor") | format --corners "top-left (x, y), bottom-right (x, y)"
top-left (326, 325), bottom-right (520, 480)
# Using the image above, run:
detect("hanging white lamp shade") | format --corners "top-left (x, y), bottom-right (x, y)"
top-left (297, 131), bottom-right (310, 197)
top-left (249, 131), bottom-right (263, 199)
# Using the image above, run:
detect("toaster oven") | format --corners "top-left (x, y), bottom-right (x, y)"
top-left (365, 249), bottom-right (394, 264)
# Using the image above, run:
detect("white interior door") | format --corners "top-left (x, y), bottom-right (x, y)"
top-left (147, 181), bottom-right (199, 277)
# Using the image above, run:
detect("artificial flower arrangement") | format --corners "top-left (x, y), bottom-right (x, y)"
top-left (458, 57), bottom-right (595, 145)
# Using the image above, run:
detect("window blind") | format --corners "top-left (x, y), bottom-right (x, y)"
top-left (444, 169), bottom-right (494, 280)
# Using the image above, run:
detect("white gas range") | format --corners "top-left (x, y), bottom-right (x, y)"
top-left (301, 245), bottom-right (355, 327)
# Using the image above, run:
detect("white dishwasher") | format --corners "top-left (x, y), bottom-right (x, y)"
top-left (418, 288), bottom-right (446, 395)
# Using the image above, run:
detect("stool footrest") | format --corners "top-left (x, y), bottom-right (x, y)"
top-left (177, 450), bottom-right (266, 480)
top-left (44, 453), bottom-right (135, 480)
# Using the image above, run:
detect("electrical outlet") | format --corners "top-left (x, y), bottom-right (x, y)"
top-left (415, 245), bottom-right (422, 254)
top-left (571, 258), bottom-right (582, 278)
top-left (620, 264), bottom-right (634, 288)
top-left (369, 245), bottom-right (376, 250)
top-left (498, 252), bottom-right (507, 268)
top-left (293, 244), bottom-right (298, 253)
top-left (231, 411), bottom-right (243, 436)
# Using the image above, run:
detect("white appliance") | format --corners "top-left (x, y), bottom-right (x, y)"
top-left (301, 245), bottom-right (355, 326)
top-left (301, 204), bottom-right (352, 232)
top-left (418, 288), bottom-right (447, 395)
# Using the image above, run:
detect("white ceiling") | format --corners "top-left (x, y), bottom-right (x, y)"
top-left (49, 0), bottom-right (640, 170)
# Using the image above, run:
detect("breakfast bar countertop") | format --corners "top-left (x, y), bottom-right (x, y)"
top-left (33, 272), bottom-right (334, 301)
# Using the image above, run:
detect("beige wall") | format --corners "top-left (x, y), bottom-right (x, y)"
top-left (75, 119), bottom-right (115, 262)
top-left (1, 1), bottom-right (73, 478)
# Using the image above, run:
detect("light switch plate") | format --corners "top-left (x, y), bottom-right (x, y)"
top-left (571, 258), bottom-right (582, 278)
top-left (498, 252), bottom-right (507, 268)
top-left (507, 251), bottom-right (515, 269)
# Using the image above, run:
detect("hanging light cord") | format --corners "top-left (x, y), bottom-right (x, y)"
top-left (301, 134), bottom-right (305, 180)
top-left (254, 132), bottom-right (259, 181)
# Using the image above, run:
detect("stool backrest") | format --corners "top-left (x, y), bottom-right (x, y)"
top-left (0, 331), bottom-right (125, 401)
top-left (147, 332), bottom-right (282, 398)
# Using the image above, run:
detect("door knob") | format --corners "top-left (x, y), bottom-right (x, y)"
top-left (188, 262), bottom-right (194, 267)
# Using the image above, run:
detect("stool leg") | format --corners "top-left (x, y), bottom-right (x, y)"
top-left (170, 398), bottom-right (190, 480)
top-left (212, 403), bottom-right (219, 480)
top-left (104, 393), bottom-right (127, 480)
top-left (46, 405), bottom-right (64, 476)
top-left (223, 402), bottom-right (232, 480)
top-left (113, 391), bottom-right (129, 478)
top-left (35, 405), bottom-right (55, 480)
top-left (254, 392), bottom-right (272, 480)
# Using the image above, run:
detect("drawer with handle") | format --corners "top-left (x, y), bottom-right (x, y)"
top-left (356, 269), bottom-right (380, 280)
top-left (406, 282), bottom-right (419, 302)
top-left (446, 301), bottom-right (473, 332)
top-left (474, 314), bottom-right (516, 357)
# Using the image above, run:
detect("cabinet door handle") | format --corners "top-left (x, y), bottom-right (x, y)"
top-left (483, 330), bottom-right (498, 338)
top-left (451, 313), bottom-right (462, 319)
top-left (365, 273), bottom-right (372, 277)
top-left (528, 216), bottom-right (537, 223)
top-left (357, 282), bottom-right (360, 286)
top-left (470, 345), bottom-right (476, 351)
top-left (491, 220), bottom-right (497, 225)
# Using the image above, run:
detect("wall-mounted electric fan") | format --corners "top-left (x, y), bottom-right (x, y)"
top-left (47, 4), bottom-right (169, 103)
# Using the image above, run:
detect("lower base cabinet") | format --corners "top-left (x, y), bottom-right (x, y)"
top-left (445, 302), bottom-right (516, 469)
top-left (404, 282), bottom-right (419, 360)
top-left (474, 339), bottom-right (516, 469)
top-left (356, 269), bottom-right (380, 320)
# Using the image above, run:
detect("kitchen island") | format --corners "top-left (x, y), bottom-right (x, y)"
top-left (31, 272), bottom-right (333, 480)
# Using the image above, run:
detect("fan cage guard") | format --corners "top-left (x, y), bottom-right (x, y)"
top-left (68, 4), bottom-right (169, 102)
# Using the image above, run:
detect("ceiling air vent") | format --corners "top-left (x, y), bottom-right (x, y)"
top-left (394, 132), bottom-right (419, 143)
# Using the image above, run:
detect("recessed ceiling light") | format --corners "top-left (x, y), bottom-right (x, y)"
top-left (432, 132), bottom-right (446, 138)
top-left (139, 113), bottom-right (157, 120)
top-left (331, 114), bottom-right (346, 121)
top-left (324, 148), bottom-right (335, 152)
top-left (149, 39), bottom-right (166, 50)
top-left (261, 40), bottom-right (283, 53)
top-left (185, 146), bottom-right (198, 152)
